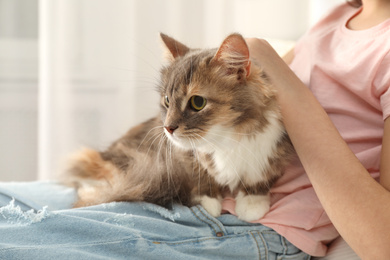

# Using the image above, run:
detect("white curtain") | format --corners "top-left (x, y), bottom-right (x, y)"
top-left (0, 0), bottom-right (343, 181)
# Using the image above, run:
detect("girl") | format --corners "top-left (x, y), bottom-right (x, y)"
top-left (245, 0), bottom-right (390, 258)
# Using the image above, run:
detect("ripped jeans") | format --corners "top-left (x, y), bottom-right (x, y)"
top-left (0, 181), bottom-right (310, 260)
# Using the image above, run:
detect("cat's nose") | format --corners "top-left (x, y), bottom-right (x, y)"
top-left (165, 125), bottom-right (178, 134)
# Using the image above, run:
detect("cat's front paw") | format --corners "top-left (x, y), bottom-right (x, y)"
top-left (196, 195), bottom-right (222, 218)
top-left (235, 192), bottom-right (270, 222)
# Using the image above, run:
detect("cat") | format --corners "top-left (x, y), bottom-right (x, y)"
top-left (64, 33), bottom-right (294, 222)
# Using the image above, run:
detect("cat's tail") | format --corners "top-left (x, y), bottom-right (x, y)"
top-left (65, 148), bottom-right (116, 183)
top-left (63, 148), bottom-right (145, 208)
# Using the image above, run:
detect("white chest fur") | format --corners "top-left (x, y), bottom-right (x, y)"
top-left (206, 113), bottom-right (285, 191)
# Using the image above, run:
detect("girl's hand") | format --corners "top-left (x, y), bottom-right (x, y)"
top-left (246, 38), bottom-right (285, 75)
top-left (245, 38), bottom-right (302, 104)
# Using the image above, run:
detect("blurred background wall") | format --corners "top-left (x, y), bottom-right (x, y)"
top-left (0, 0), bottom-right (343, 181)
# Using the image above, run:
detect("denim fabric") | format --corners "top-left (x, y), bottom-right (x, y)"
top-left (0, 181), bottom-right (311, 260)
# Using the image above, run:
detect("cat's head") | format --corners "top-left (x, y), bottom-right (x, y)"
top-left (159, 33), bottom-right (279, 151)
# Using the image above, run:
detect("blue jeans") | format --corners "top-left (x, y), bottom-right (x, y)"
top-left (0, 181), bottom-right (310, 259)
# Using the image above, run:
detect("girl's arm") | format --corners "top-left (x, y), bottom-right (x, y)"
top-left (380, 119), bottom-right (390, 191)
top-left (247, 38), bottom-right (390, 259)
top-left (281, 47), bottom-right (295, 65)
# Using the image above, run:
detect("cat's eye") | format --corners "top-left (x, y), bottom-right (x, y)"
top-left (190, 96), bottom-right (207, 111)
top-left (164, 96), bottom-right (169, 108)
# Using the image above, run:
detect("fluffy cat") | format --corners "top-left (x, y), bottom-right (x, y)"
top-left (65, 33), bottom-right (294, 222)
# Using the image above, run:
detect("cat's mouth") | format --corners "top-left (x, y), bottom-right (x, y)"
top-left (164, 125), bottom-right (231, 153)
top-left (164, 128), bottom-right (207, 151)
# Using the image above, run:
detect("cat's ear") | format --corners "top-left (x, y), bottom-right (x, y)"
top-left (160, 33), bottom-right (190, 61)
top-left (211, 33), bottom-right (251, 79)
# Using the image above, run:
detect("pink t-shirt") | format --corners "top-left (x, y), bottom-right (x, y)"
top-left (222, 3), bottom-right (390, 257)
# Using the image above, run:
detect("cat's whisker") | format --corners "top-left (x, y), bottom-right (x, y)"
top-left (187, 137), bottom-right (196, 175)
top-left (145, 131), bottom-right (165, 163)
top-left (211, 128), bottom-right (256, 136)
top-left (206, 131), bottom-right (258, 154)
top-left (164, 137), bottom-right (171, 188)
top-left (140, 132), bottom-right (164, 172)
top-left (168, 137), bottom-right (175, 179)
top-left (158, 135), bottom-right (173, 200)
top-left (188, 137), bottom-right (202, 197)
top-left (187, 126), bottom-right (255, 137)
top-left (143, 133), bottom-right (162, 159)
top-left (164, 136), bottom-right (179, 204)
top-left (137, 126), bottom-right (164, 152)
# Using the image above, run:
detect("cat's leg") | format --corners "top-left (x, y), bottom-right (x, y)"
top-left (234, 189), bottom-right (270, 222)
top-left (191, 173), bottom-right (224, 218)
top-left (195, 195), bottom-right (223, 217)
